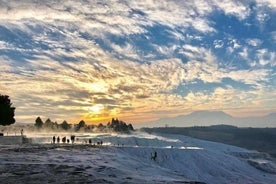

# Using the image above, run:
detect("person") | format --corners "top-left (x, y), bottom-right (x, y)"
top-left (53, 136), bottom-right (56, 144)
top-left (151, 151), bottom-right (157, 161)
top-left (71, 135), bottom-right (75, 144)
top-left (21, 129), bottom-right (24, 136)
top-left (57, 136), bottom-right (60, 143)
top-left (62, 137), bottom-right (66, 143)
top-left (89, 139), bottom-right (92, 144)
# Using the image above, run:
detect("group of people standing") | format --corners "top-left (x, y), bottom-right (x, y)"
top-left (51, 135), bottom-right (158, 161)
top-left (51, 135), bottom-right (104, 146)
top-left (52, 135), bottom-right (75, 144)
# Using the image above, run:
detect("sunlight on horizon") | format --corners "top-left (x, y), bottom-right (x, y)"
top-left (0, 0), bottom-right (275, 127)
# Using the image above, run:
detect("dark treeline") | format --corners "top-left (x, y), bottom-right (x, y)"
top-left (0, 94), bottom-right (16, 126)
top-left (34, 117), bottom-right (134, 133)
top-left (142, 125), bottom-right (276, 158)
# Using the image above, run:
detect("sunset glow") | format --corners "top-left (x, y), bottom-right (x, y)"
top-left (0, 0), bottom-right (275, 126)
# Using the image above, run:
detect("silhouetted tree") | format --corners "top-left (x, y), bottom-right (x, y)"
top-left (128, 124), bottom-right (134, 131)
top-left (0, 94), bottom-right (16, 126)
top-left (60, 120), bottom-right (71, 130)
top-left (86, 124), bottom-right (95, 131)
top-left (79, 120), bottom-right (86, 127)
top-left (107, 118), bottom-right (134, 132)
top-left (97, 123), bottom-right (105, 131)
top-left (75, 120), bottom-right (86, 131)
top-left (35, 116), bottom-right (44, 129)
top-left (53, 121), bottom-right (59, 129)
top-left (44, 118), bottom-right (54, 129)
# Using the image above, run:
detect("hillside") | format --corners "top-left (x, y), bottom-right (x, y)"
top-left (142, 125), bottom-right (276, 158)
top-left (137, 111), bottom-right (276, 128)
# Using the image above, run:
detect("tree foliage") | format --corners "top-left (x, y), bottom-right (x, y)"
top-left (0, 94), bottom-right (16, 126)
top-left (75, 120), bottom-right (86, 131)
top-left (35, 116), bottom-right (44, 129)
top-left (107, 118), bottom-right (134, 132)
top-left (60, 120), bottom-right (71, 130)
top-left (33, 116), bottom-right (134, 133)
top-left (44, 118), bottom-right (52, 127)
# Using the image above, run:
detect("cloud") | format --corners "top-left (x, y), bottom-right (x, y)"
top-left (1, 21), bottom-right (274, 122)
top-left (226, 69), bottom-right (271, 85)
top-left (1, 46), bottom-right (274, 124)
top-left (212, 0), bottom-right (250, 20)
top-left (0, 0), bottom-right (218, 36)
top-left (239, 47), bottom-right (248, 60)
top-left (246, 38), bottom-right (263, 47)
top-left (0, 0), bottom-right (275, 124)
top-left (191, 17), bottom-right (216, 33)
top-left (109, 42), bottom-right (140, 60)
top-left (271, 31), bottom-right (276, 43)
top-left (256, 10), bottom-right (270, 25)
top-left (256, 0), bottom-right (276, 9)
top-left (1, 44), bottom-right (189, 123)
top-left (213, 40), bottom-right (224, 49)
top-left (256, 49), bottom-right (276, 66)
top-left (179, 45), bottom-right (216, 62)
top-left (0, 1), bottom-right (147, 36)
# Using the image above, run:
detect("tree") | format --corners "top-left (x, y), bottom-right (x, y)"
top-left (128, 124), bottom-right (134, 131)
top-left (78, 120), bottom-right (86, 128)
top-left (35, 117), bottom-right (43, 129)
top-left (75, 120), bottom-right (86, 131)
top-left (107, 118), bottom-right (134, 132)
top-left (44, 118), bottom-right (54, 129)
top-left (0, 94), bottom-right (16, 126)
top-left (60, 120), bottom-right (71, 130)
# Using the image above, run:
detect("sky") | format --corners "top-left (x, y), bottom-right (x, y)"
top-left (0, 0), bottom-right (275, 126)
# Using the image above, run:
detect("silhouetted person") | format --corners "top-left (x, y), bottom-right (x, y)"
top-left (67, 139), bottom-right (70, 143)
top-left (71, 135), bottom-right (75, 144)
top-left (151, 151), bottom-right (157, 161)
top-left (53, 136), bottom-right (56, 144)
top-left (89, 139), bottom-right (92, 144)
top-left (21, 129), bottom-right (24, 136)
top-left (57, 136), bottom-right (60, 143)
top-left (62, 137), bottom-right (66, 143)
top-left (100, 140), bottom-right (103, 145)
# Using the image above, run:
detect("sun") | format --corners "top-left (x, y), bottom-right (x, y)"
top-left (89, 104), bottom-right (104, 114)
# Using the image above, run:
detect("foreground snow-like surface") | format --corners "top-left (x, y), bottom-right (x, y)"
top-left (0, 131), bottom-right (276, 184)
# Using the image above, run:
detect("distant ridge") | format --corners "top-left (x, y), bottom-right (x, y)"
top-left (138, 110), bottom-right (276, 128)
